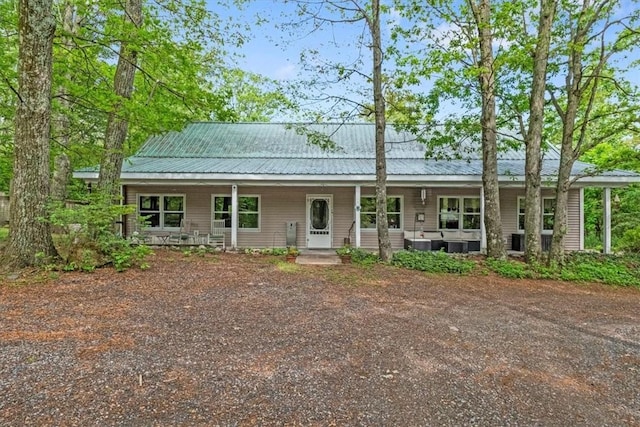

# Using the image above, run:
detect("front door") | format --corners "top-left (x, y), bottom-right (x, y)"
top-left (306, 195), bottom-right (332, 248)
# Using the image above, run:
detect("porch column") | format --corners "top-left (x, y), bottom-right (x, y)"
top-left (480, 186), bottom-right (487, 253)
top-left (231, 184), bottom-right (238, 249)
top-left (603, 187), bottom-right (611, 254)
top-left (354, 185), bottom-right (361, 248)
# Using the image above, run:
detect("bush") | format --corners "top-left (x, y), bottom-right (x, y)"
top-left (48, 193), bottom-right (152, 272)
top-left (350, 248), bottom-right (380, 266)
top-left (561, 252), bottom-right (640, 287)
top-left (485, 259), bottom-right (534, 279)
top-left (484, 252), bottom-right (640, 287)
top-left (392, 250), bottom-right (475, 275)
top-left (617, 226), bottom-right (640, 253)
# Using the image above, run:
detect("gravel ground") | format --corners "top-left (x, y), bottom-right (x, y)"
top-left (1, 250), bottom-right (639, 426)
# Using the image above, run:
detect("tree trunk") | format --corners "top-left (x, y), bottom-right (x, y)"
top-left (469, 0), bottom-right (505, 260)
top-left (370, 0), bottom-right (392, 262)
top-left (8, 0), bottom-right (58, 266)
top-left (549, 52), bottom-right (581, 264)
top-left (524, 0), bottom-right (557, 263)
top-left (97, 0), bottom-right (142, 199)
top-left (51, 2), bottom-right (78, 203)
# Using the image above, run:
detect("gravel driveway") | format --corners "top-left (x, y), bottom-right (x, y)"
top-left (1, 251), bottom-right (639, 426)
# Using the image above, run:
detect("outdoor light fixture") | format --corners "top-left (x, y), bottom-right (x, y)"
top-left (420, 188), bottom-right (427, 205)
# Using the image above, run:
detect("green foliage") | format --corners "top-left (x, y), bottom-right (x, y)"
top-left (485, 259), bottom-right (533, 279)
top-left (561, 253), bottom-right (640, 287)
top-left (48, 193), bottom-right (152, 272)
top-left (259, 247), bottom-right (288, 256)
top-left (0, 226), bottom-right (7, 242)
top-left (350, 248), bottom-right (380, 266)
top-left (582, 141), bottom-right (640, 250)
top-left (392, 250), bottom-right (475, 275)
top-left (615, 226), bottom-right (640, 254)
top-left (336, 245), bottom-right (353, 256)
top-left (486, 253), bottom-right (640, 287)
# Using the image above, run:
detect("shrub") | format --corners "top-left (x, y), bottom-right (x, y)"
top-left (485, 259), bottom-right (534, 279)
top-left (561, 252), bottom-right (640, 287)
top-left (392, 250), bottom-right (475, 275)
top-left (48, 193), bottom-right (152, 272)
top-left (351, 248), bottom-right (380, 266)
top-left (617, 226), bottom-right (640, 253)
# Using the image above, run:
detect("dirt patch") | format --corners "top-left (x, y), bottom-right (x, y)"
top-left (1, 250), bottom-right (639, 425)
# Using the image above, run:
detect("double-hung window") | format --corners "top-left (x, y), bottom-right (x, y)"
top-left (438, 196), bottom-right (481, 230)
top-left (517, 196), bottom-right (556, 231)
top-left (212, 195), bottom-right (260, 229)
top-left (542, 197), bottom-right (555, 231)
top-left (360, 196), bottom-right (402, 229)
top-left (138, 195), bottom-right (185, 229)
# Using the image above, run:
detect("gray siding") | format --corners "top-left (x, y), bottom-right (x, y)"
top-left (123, 184), bottom-right (582, 251)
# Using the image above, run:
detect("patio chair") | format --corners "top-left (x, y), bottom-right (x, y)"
top-left (207, 219), bottom-right (226, 250)
top-left (169, 219), bottom-right (192, 245)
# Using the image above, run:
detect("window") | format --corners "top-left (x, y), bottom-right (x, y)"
top-left (212, 195), bottom-right (260, 229)
top-left (360, 196), bottom-right (402, 229)
top-left (517, 197), bottom-right (525, 231)
top-left (138, 195), bottom-right (184, 229)
top-left (438, 197), bottom-right (481, 230)
top-left (542, 197), bottom-right (555, 231)
top-left (462, 198), bottom-right (481, 229)
top-left (517, 196), bottom-right (555, 231)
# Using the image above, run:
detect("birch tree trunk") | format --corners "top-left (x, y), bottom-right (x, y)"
top-left (370, 0), bottom-right (392, 262)
top-left (8, 0), bottom-right (57, 266)
top-left (97, 0), bottom-right (142, 199)
top-left (524, 0), bottom-right (557, 263)
top-left (469, 0), bottom-right (505, 259)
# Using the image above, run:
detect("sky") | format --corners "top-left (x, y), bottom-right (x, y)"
top-left (211, 0), bottom-right (640, 123)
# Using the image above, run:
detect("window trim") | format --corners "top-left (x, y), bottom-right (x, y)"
top-left (437, 196), bottom-right (481, 231)
top-left (137, 193), bottom-right (186, 230)
top-left (359, 195), bottom-right (403, 231)
top-left (211, 194), bottom-right (261, 231)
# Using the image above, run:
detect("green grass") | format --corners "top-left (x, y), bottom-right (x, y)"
top-left (0, 226), bottom-right (8, 242)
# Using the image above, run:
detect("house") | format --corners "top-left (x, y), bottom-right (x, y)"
top-left (74, 122), bottom-right (640, 252)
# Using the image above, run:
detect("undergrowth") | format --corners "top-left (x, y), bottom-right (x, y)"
top-left (487, 252), bottom-right (640, 287)
top-left (392, 250), bottom-right (475, 275)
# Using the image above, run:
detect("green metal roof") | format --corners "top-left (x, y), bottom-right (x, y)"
top-left (74, 122), bottom-right (640, 184)
top-left (133, 122), bottom-right (540, 160)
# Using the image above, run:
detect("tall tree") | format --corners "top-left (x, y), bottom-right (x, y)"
top-left (468, 0), bottom-right (506, 259)
top-left (546, 0), bottom-right (640, 264)
top-left (393, 0), bottom-right (512, 259)
top-left (369, 0), bottom-right (392, 261)
top-left (96, 0), bottom-right (142, 198)
top-left (50, 1), bottom-right (78, 202)
top-left (278, 0), bottom-right (393, 260)
top-left (8, 0), bottom-right (57, 266)
top-left (523, 0), bottom-right (556, 263)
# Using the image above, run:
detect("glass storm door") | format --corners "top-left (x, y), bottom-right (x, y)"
top-left (306, 195), bottom-right (332, 248)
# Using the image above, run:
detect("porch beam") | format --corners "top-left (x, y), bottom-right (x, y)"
top-left (603, 187), bottom-right (611, 254)
top-left (355, 185), bottom-right (361, 248)
top-left (231, 184), bottom-right (238, 249)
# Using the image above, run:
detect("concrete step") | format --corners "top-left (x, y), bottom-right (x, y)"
top-left (296, 253), bottom-right (341, 265)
